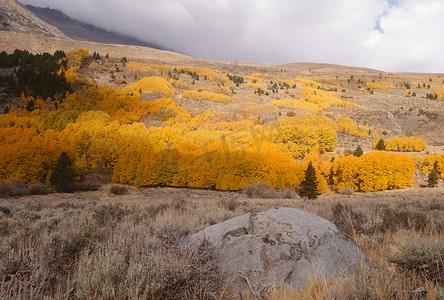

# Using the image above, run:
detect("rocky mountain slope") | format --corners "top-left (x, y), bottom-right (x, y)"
top-left (0, 0), bottom-right (64, 37)
top-left (26, 5), bottom-right (165, 49)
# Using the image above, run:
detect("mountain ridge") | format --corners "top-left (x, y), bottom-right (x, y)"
top-left (25, 4), bottom-right (166, 50)
top-left (1, 0), bottom-right (441, 77)
top-left (0, 0), bottom-right (64, 37)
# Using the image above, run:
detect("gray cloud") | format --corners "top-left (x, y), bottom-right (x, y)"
top-left (19, 0), bottom-right (444, 72)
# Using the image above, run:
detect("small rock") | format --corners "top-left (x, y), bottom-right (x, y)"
top-left (408, 107), bottom-right (420, 116)
top-left (391, 122), bottom-right (403, 134)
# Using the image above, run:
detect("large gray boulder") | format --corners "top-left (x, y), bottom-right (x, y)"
top-left (189, 207), bottom-right (363, 296)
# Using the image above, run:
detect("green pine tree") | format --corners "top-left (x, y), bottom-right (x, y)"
top-left (427, 169), bottom-right (439, 188)
top-left (354, 145), bottom-right (363, 157)
top-left (375, 138), bottom-right (386, 150)
top-left (50, 152), bottom-right (75, 192)
top-left (298, 162), bottom-right (319, 199)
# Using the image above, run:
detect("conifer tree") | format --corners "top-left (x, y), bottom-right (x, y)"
top-left (354, 145), bottom-right (363, 157)
top-left (428, 169), bottom-right (439, 188)
top-left (298, 162), bottom-right (319, 199)
top-left (50, 152), bottom-right (75, 192)
top-left (376, 138), bottom-right (386, 150)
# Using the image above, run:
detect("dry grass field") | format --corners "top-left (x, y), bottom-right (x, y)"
top-left (1, 185), bottom-right (443, 299)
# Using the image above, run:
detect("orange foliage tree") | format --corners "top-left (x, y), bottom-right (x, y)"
top-left (336, 116), bottom-right (370, 138)
top-left (300, 87), bottom-right (360, 111)
top-left (0, 49), bottom-right (431, 195)
top-left (0, 127), bottom-right (72, 183)
top-left (65, 48), bottom-right (91, 84)
top-left (116, 141), bottom-right (312, 191)
top-left (372, 136), bottom-right (427, 152)
top-left (270, 114), bottom-right (337, 158)
top-left (63, 86), bottom-right (177, 123)
top-left (124, 76), bottom-right (175, 97)
top-left (331, 151), bottom-right (415, 192)
top-left (419, 154), bottom-right (444, 177)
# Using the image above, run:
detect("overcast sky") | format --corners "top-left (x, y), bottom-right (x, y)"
top-left (19, 0), bottom-right (444, 73)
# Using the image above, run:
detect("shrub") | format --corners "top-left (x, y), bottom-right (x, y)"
top-left (219, 197), bottom-right (240, 212)
top-left (332, 202), bottom-right (367, 236)
top-left (93, 204), bottom-right (129, 228)
top-left (244, 182), bottom-right (278, 198)
top-left (387, 234), bottom-right (444, 283)
top-left (28, 182), bottom-right (53, 195)
top-left (279, 188), bottom-right (300, 199)
top-left (75, 174), bottom-right (102, 191)
top-left (342, 148), bottom-right (355, 156)
top-left (172, 197), bottom-right (187, 212)
top-left (0, 206), bottom-right (11, 215)
top-left (244, 182), bottom-right (299, 199)
top-left (0, 181), bottom-right (29, 197)
top-left (110, 185), bottom-right (128, 195)
top-left (354, 262), bottom-right (401, 300)
top-left (381, 206), bottom-right (428, 232)
top-left (338, 187), bottom-right (354, 195)
top-left (0, 181), bottom-right (53, 198)
top-left (76, 239), bottom-right (223, 300)
top-left (331, 203), bottom-right (435, 236)
top-left (114, 78), bottom-right (125, 85)
top-left (76, 249), bottom-right (128, 299)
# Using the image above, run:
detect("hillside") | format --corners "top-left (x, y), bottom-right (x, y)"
top-left (0, 0), bottom-right (64, 37)
top-left (25, 5), bottom-right (166, 50)
top-left (1, 47), bottom-right (443, 190)
top-left (2, 29), bottom-right (442, 153)
top-left (0, 0), bottom-right (443, 190)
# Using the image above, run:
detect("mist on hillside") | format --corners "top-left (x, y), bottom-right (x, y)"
top-left (19, 0), bottom-right (444, 73)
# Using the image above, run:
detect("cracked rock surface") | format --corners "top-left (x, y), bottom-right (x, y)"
top-left (188, 207), bottom-right (363, 295)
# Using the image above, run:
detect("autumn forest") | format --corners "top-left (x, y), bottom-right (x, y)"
top-left (1, 49), bottom-right (443, 195)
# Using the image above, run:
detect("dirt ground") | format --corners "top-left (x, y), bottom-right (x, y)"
top-left (3, 183), bottom-right (444, 210)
